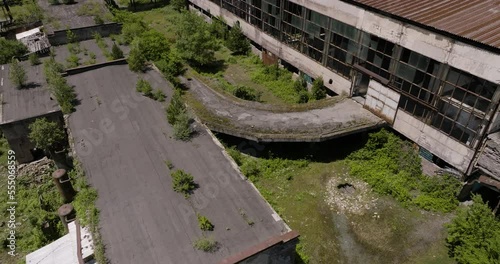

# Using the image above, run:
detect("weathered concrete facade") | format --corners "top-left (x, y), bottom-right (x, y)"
top-left (189, 0), bottom-right (500, 183)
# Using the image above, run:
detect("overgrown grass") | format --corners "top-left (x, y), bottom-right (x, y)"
top-left (223, 134), bottom-right (455, 264)
top-left (346, 129), bottom-right (462, 212)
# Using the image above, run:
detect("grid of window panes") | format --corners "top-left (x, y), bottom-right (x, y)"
top-left (430, 67), bottom-right (497, 145)
top-left (222, 0), bottom-right (263, 28)
top-left (394, 48), bottom-right (442, 120)
top-left (301, 9), bottom-right (328, 63)
top-left (262, 0), bottom-right (281, 39)
top-left (358, 32), bottom-right (396, 80)
top-left (281, 0), bottom-right (304, 51)
top-left (326, 19), bottom-right (360, 78)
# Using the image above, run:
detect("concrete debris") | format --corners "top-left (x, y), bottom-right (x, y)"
top-left (17, 157), bottom-right (54, 183)
top-left (325, 173), bottom-right (378, 215)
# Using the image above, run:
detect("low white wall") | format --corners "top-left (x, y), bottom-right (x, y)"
top-left (364, 80), bottom-right (400, 124)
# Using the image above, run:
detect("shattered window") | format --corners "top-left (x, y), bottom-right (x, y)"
top-left (326, 19), bottom-right (359, 78)
top-left (358, 32), bottom-right (396, 80)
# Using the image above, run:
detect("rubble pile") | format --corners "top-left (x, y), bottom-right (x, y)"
top-left (17, 157), bottom-right (55, 184)
top-left (325, 172), bottom-right (378, 215)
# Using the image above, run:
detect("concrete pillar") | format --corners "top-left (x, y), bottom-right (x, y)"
top-left (58, 204), bottom-right (75, 232)
top-left (52, 169), bottom-right (76, 203)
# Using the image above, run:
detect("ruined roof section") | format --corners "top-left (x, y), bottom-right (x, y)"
top-left (345, 0), bottom-right (500, 50)
top-left (0, 63), bottom-right (60, 125)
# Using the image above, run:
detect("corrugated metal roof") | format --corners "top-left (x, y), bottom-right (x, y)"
top-left (346, 0), bottom-right (500, 50)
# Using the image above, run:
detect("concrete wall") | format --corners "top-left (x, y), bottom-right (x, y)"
top-left (0, 111), bottom-right (64, 163)
top-left (364, 80), bottom-right (400, 124)
top-left (48, 23), bottom-right (122, 46)
top-left (190, 0), bottom-right (352, 95)
top-left (393, 110), bottom-right (475, 173)
top-left (219, 231), bottom-right (299, 264)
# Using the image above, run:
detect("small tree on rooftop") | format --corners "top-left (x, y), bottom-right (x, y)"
top-left (226, 23), bottom-right (251, 55)
top-left (111, 43), bottom-right (124, 60)
top-left (29, 118), bottom-right (66, 153)
top-left (128, 45), bottom-right (146, 72)
top-left (171, 169), bottom-right (196, 197)
top-left (66, 29), bottom-right (77, 43)
top-left (9, 59), bottom-right (27, 89)
top-left (29, 53), bottom-right (41, 66)
top-left (166, 90), bottom-right (186, 125)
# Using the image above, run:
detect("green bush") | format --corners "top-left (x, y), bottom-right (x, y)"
top-left (197, 214), bottom-right (214, 231)
top-left (43, 58), bottom-right (76, 114)
top-left (193, 237), bottom-right (218, 252)
top-left (153, 89), bottom-right (166, 102)
top-left (171, 169), bottom-right (196, 197)
top-left (446, 195), bottom-right (500, 263)
top-left (28, 118), bottom-right (66, 152)
top-left (297, 90), bottom-right (310, 104)
top-left (170, 0), bottom-right (186, 12)
top-left (155, 50), bottom-right (184, 80)
top-left (111, 43), bottom-right (124, 60)
top-left (240, 159), bottom-right (261, 180)
top-left (226, 23), bottom-right (250, 55)
top-left (29, 53), bottom-right (40, 65)
top-left (311, 77), bottom-right (326, 100)
top-left (134, 30), bottom-right (170, 61)
top-left (166, 90), bottom-right (186, 125)
top-left (136, 79), bottom-right (153, 97)
top-left (227, 146), bottom-right (243, 166)
top-left (66, 54), bottom-right (80, 68)
top-left (128, 45), bottom-right (146, 72)
top-left (173, 111), bottom-right (192, 141)
top-left (233, 85), bottom-right (260, 101)
top-left (121, 20), bottom-right (148, 45)
top-left (209, 16), bottom-right (228, 40)
top-left (347, 129), bottom-right (461, 212)
top-left (66, 29), bottom-right (77, 43)
top-left (293, 74), bottom-right (307, 93)
top-left (94, 15), bottom-right (104, 25)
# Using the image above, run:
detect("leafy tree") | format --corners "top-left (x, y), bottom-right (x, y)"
top-left (226, 23), bottom-right (250, 55)
top-left (170, 0), bottom-right (186, 12)
top-left (293, 74), bottom-right (307, 93)
top-left (43, 58), bottom-right (76, 114)
top-left (9, 59), bottom-right (27, 89)
top-left (134, 30), bottom-right (169, 61)
top-left (446, 195), bottom-right (500, 264)
top-left (171, 169), bottom-right (196, 197)
top-left (29, 53), bottom-right (41, 65)
top-left (175, 11), bottom-right (220, 66)
top-left (111, 43), bottom-right (124, 60)
top-left (166, 90), bottom-right (186, 125)
top-left (209, 16), bottom-right (228, 40)
top-left (173, 111), bottom-right (192, 141)
top-left (128, 45), bottom-right (146, 72)
top-left (0, 38), bottom-right (28, 64)
top-left (297, 90), bottom-right (309, 104)
top-left (155, 49), bottom-right (184, 80)
top-left (28, 118), bottom-right (66, 152)
top-left (311, 77), bottom-right (326, 100)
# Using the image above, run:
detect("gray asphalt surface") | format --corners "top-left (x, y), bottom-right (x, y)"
top-left (67, 65), bottom-right (287, 264)
top-left (185, 77), bottom-right (385, 142)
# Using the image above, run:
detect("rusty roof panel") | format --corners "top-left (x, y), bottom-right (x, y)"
top-left (346, 0), bottom-right (500, 50)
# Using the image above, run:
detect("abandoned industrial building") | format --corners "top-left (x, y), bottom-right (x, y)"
top-left (188, 0), bottom-right (500, 200)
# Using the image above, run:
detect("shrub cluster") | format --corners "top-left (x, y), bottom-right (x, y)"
top-left (171, 169), bottom-right (196, 197)
top-left (346, 129), bottom-right (461, 212)
top-left (233, 85), bottom-right (261, 102)
top-left (166, 91), bottom-right (192, 140)
top-left (136, 79), bottom-right (165, 102)
top-left (197, 214), bottom-right (214, 231)
top-left (44, 58), bottom-right (76, 114)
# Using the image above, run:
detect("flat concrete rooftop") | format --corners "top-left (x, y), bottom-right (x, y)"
top-left (67, 65), bottom-right (288, 264)
top-left (0, 62), bottom-right (60, 125)
top-left (185, 77), bottom-right (385, 142)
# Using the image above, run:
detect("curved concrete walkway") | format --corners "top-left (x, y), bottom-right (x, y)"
top-left (183, 77), bottom-right (385, 142)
